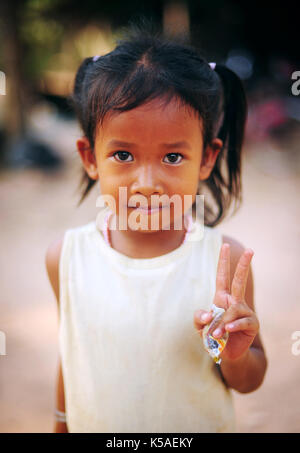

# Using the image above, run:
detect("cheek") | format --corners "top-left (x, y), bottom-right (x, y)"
top-left (97, 161), bottom-right (121, 192)
top-left (173, 164), bottom-right (200, 194)
top-left (176, 165), bottom-right (201, 210)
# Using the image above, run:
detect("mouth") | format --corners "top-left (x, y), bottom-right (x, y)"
top-left (127, 205), bottom-right (167, 214)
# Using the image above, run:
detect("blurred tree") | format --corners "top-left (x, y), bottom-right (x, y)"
top-left (0, 1), bottom-right (26, 145)
top-left (0, 0), bottom-right (65, 167)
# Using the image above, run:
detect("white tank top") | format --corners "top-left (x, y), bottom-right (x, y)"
top-left (59, 208), bottom-right (235, 433)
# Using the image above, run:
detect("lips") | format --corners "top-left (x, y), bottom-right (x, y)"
top-left (127, 205), bottom-right (167, 213)
top-left (129, 206), bottom-right (164, 210)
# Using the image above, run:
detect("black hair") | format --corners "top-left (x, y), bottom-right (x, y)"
top-left (71, 22), bottom-right (247, 227)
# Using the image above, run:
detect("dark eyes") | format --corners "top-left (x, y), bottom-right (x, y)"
top-left (165, 153), bottom-right (183, 164)
top-left (112, 151), bottom-right (183, 164)
top-left (113, 151), bottom-right (133, 162)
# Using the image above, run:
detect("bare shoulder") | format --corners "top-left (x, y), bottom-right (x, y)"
top-left (45, 237), bottom-right (64, 304)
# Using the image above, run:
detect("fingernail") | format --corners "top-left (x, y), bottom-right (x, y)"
top-left (201, 313), bottom-right (210, 322)
top-left (213, 328), bottom-right (222, 337)
top-left (227, 323), bottom-right (234, 330)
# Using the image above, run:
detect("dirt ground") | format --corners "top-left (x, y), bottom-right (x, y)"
top-left (0, 114), bottom-right (300, 433)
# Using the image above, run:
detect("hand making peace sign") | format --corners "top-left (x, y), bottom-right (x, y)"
top-left (194, 243), bottom-right (260, 362)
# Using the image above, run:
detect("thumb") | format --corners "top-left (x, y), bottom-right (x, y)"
top-left (194, 309), bottom-right (213, 332)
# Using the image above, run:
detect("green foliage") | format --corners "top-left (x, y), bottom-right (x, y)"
top-left (19, 0), bottom-right (64, 80)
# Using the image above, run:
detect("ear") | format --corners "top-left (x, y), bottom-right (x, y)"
top-left (76, 136), bottom-right (98, 180)
top-left (199, 138), bottom-right (223, 181)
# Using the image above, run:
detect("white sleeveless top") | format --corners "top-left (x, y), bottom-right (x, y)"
top-left (59, 209), bottom-right (235, 433)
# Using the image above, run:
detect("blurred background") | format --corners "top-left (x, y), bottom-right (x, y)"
top-left (0, 0), bottom-right (299, 433)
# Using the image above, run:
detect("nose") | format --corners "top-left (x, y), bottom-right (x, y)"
top-left (130, 165), bottom-right (164, 199)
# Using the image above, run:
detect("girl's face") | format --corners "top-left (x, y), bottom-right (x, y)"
top-left (77, 97), bottom-right (222, 232)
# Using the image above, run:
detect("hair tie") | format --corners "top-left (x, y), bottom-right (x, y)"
top-left (209, 62), bottom-right (216, 70)
top-left (93, 55), bottom-right (100, 62)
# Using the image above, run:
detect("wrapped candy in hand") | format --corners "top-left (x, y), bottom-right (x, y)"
top-left (203, 304), bottom-right (229, 365)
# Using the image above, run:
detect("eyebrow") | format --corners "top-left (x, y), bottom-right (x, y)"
top-left (107, 139), bottom-right (192, 150)
top-left (107, 140), bottom-right (137, 148)
top-left (162, 141), bottom-right (192, 150)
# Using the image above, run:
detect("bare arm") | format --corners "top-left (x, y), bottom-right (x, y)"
top-left (194, 235), bottom-right (267, 394)
top-left (218, 235), bottom-right (267, 393)
top-left (45, 238), bottom-right (68, 433)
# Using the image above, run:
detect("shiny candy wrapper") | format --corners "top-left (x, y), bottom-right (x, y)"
top-left (203, 304), bottom-right (229, 365)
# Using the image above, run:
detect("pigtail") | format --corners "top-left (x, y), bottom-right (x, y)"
top-left (203, 64), bottom-right (248, 226)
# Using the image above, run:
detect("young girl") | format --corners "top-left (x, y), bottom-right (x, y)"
top-left (46, 26), bottom-right (267, 433)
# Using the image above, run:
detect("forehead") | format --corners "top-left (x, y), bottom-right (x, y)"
top-left (96, 97), bottom-right (203, 145)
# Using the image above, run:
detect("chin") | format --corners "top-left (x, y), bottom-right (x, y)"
top-left (124, 211), bottom-right (171, 233)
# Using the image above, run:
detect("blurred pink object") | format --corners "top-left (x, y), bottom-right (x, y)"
top-left (246, 98), bottom-right (287, 141)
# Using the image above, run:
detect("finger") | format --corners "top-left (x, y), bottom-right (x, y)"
top-left (216, 243), bottom-right (230, 294)
top-left (206, 308), bottom-right (227, 336)
top-left (231, 249), bottom-right (254, 302)
top-left (193, 310), bottom-right (213, 331)
top-left (224, 316), bottom-right (259, 335)
top-left (213, 290), bottom-right (229, 310)
top-left (211, 303), bottom-right (251, 338)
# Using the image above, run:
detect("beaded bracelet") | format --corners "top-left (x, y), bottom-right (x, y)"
top-left (55, 409), bottom-right (66, 423)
